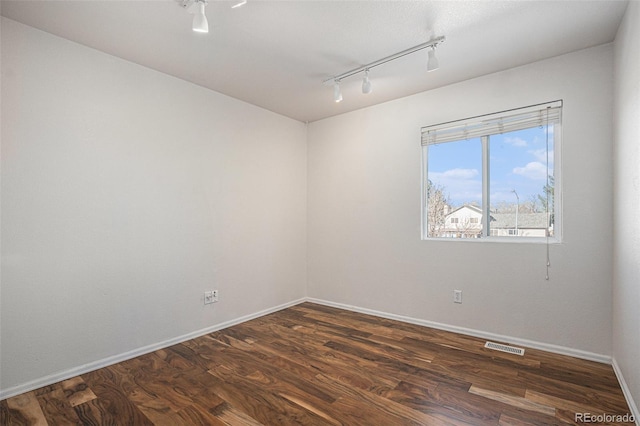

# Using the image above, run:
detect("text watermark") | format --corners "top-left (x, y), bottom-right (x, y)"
top-left (575, 412), bottom-right (635, 423)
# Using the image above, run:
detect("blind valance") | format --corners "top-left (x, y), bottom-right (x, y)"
top-left (421, 101), bottom-right (562, 146)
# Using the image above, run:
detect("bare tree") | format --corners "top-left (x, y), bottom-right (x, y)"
top-left (527, 194), bottom-right (542, 213)
top-left (538, 175), bottom-right (555, 216)
top-left (520, 199), bottom-right (539, 213)
top-left (426, 180), bottom-right (450, 237)
top-left (454, 217), bottom-right (482, 238)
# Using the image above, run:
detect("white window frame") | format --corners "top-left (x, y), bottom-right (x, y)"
top-left (420, 101), bottom-right (562, 243)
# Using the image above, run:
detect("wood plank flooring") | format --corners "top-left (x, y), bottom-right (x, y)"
top-left (1, 302), bottom-right (633, 425)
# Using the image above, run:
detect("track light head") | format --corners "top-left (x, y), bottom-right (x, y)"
top-left (192, 0), bottom-right (209, 33)
top-left (362, 70), bottom-right (372, 94)
top-left (333, 81), bottom-right (343, 103)
top-left (427, 46), bottom-right (439, 72)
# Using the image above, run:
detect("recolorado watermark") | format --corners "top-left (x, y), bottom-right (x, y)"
top-left (575, 412), bottom-right (635, 423)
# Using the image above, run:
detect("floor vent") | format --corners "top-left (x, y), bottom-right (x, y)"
top-left (484, 341), bottom-right (525, 356)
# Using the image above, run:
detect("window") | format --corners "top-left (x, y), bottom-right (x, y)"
top-left (421, 101), bottom-right (561, 241)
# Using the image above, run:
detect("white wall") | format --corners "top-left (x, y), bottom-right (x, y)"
top-left (308, 44), bottom-right (614, 357)
top-left (0, 18), bottom-right (307, 393)
top-left (613, 0), bottom-right (640, 418)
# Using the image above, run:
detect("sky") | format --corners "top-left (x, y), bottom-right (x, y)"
top-left (427, 125), bottom-right (554, 209)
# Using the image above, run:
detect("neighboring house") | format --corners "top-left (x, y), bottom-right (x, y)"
top-left (489, 212), bottom-right (552, 237)
top-left (438, 204), bottom-right (552, 238)
top-left (440, 205), bottom-right (483, 238)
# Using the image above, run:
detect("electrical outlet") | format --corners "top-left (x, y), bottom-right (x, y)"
top-left (212, 289), bottom-right (219, 303)
top-left (453, 290), bottom-right (463, 304)
top-left (204, 291), bottom-right (214, 305)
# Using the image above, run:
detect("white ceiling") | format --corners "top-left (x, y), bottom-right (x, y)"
top-left (1, 0), bottom-right (629, 122)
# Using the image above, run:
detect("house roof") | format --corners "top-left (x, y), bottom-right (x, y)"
top-left (448, 204), bottom-right (482, 216)
top-left (490, 213), bottom-right (550, 229)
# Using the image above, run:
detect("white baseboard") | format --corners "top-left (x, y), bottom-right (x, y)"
top-left (0, 298), bottom-right (305, 401)
top-left (305, 297), bottom-right (612, 364)
top-left (612, 358), bottom-right (640, 426)
top-left (1, 295), bottom-right (623, 407)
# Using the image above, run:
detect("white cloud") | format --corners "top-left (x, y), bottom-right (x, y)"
top-left (513, 162), bottom-right (547, 180)
top-left (504, 136), bottom-right (528, 147)
top-left (435, 168), bottom-right (479, 179)
top-left (528, 148), bottom-right (554, 164)
top-left (429, 168), bottom-right (481, 205)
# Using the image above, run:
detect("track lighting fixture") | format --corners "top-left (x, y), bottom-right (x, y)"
top-left (333, 81), bottom-right (343, 103)
top-left (362, 70), bottom-right (372, 94)
top-left (192, 0), bottom-right (208, 33)
top-left (427, 46), bottom-right (439, 72)
top-left (324, 36), bottom-right (445, 103)
top-left (181, 0), bottom-right (247, 34)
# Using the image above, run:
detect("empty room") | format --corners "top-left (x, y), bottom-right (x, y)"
top-left (1, 0), bottom-right (639, 424)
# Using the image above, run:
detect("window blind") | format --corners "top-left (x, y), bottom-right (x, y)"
top-left (421, 101), bottom-right (562, 146)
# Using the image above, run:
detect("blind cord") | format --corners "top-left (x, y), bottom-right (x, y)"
top-left (545, 106), bottom-right (551, 281)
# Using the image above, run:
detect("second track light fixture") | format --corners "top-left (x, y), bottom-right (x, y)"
top-left (181, 0), bottom-right (247, 33)
top-left (427, 46), bottom-right (439, 72)
top-left (192, 0), bottom-right (209, 33)
top-left (362, 69), bottom-right (372, 94)
top-left (323, 36), bottom-right (445, 102)
top-left (333, 81), bottom-right (343, 103)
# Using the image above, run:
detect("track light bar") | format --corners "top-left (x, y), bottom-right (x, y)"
top-left (323, 36), bottom-right (445, 100)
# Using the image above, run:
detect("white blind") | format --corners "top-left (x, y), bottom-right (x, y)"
top-left (421, 101), bottom-right (562, 146)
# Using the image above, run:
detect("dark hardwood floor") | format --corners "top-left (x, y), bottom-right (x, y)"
top-left (1, 302), bottom-right (633, 425)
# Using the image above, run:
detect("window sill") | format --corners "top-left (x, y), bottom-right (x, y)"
top-left (421, 236), bottom-right (562, 244)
